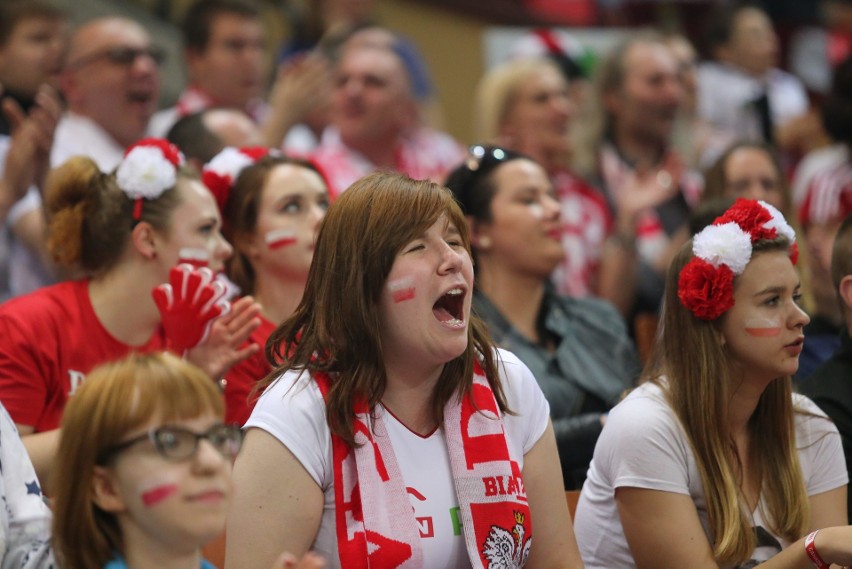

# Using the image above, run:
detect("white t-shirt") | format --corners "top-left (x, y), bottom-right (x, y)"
top-left (246, 349), bottom-right (550, 569)
top-left (5, 112), bottom-right (128, 297)
top-left (574, 381), bottom-right (847, 569)
top-left (697, 62), bottom-right (808, 139)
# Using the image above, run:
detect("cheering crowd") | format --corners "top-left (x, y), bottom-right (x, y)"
top-left (1, 0), bottom-right (852, 568)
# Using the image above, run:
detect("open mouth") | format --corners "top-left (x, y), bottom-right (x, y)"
top-left (128, 90), bottom-right (153, 105)
top-left (432, 287), bottom-right (465, 327)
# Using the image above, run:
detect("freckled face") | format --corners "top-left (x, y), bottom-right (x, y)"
top-left (720, 250), bottom-right (810, 383)
top-left (378, 214), bottom-right (474, 377)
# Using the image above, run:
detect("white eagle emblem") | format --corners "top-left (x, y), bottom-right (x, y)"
top-left (482, 511), bottom-right (532, 568)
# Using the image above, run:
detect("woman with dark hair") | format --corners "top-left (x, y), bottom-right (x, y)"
top-left (204, 149), bottom-right (329, 424)
top-left (444, 146), bottom-right (640, 490)
top-left (574, 199), bottom-right (851, 568)
top-left (703, 140), bottom-right (791, 216)
top-left (226, 172), bottom-right (581, 568)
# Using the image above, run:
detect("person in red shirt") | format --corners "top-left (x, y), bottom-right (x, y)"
top-left (212, 151), bottom-right (329, 424)
top-left (0, 139), bottom-right (260, 485)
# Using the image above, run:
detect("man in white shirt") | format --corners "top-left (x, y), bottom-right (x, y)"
top-left (7, 16), bottom-right (162, 297)
top-left (697, 3), bottom-right (808, 145)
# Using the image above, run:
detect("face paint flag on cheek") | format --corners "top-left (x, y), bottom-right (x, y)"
top-left (265, 229), bottom-right (298, 250)
top-left (528, 203), bottom-right (544, 220)
top-left (178, 248), bottom-right (210, 268)
top-left (140, 482), bottom-right (179, 507)
top-left (744, 318), bottom-right (782, 337)
top-left (388, 277), bottom-right (416, 303)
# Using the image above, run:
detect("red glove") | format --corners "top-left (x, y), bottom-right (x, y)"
top-left (152, 264), bottom-right (230, 355)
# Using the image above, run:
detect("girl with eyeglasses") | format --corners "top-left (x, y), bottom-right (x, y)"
top-left (52, 351), bottom-right (325, 569)
top-left (444, 147), bottom-right (640, 490)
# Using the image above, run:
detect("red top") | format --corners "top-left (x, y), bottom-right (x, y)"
top-left (223, 314), bottom-right (277, 425)
top-left (0, 280), bottom-right (166, 432)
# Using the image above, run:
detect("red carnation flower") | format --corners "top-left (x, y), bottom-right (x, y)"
top-left (713, 198), bottom-right (776, 242)
top-left (678, 257), bottom-right (735, 320)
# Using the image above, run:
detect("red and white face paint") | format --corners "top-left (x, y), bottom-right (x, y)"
top-left (744, 317), bottom-right (782, 338)
top-left (264, 228), bottom-right (298, 250)
top-left (388, 277), bottom-right (416, 303)
top-left (178, 247), bottom-right (211, 268)
top-left (139, 477), bottom-right (179, 508)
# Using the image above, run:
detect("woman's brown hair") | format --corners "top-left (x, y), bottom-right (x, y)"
top-left (264, 171), bottom-right (507, 446)
top-left (44, 156), bottom-right (189, 275)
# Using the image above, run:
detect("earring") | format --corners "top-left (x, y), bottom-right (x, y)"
top-left (478, 236), bottom-right (492, 249)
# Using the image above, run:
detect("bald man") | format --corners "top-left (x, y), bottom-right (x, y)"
top-left (54, 16), bottom-right (161, 169)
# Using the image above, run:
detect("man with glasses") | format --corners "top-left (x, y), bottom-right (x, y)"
top-left (54, 16), bottom-right (161, 170)
top-left (6, 16), bottom-right (162, 298)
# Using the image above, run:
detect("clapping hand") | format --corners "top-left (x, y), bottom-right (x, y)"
top-left (152, 264), bottom-right (230, 356)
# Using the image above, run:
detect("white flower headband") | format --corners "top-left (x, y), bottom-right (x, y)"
top-left (116, 138), bottom-right (185, 220)
top-left (678, 199), bottom-right (798, 321)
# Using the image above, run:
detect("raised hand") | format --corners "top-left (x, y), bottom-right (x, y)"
top-left (152, 264), bottom-right (230, 355)
top-left (185, 295), bottom-right (262, 380)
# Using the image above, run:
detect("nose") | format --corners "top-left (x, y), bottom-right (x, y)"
top-left (131, 51), bottom-right (158, 76)
top-left (542, 194), bottom-right (562, 221)
top-left (789, 299), bottom-right (810, 329)
top-left (551, 93), bottom-right (573, 120)
top-left (215, 231), bottom-right (234, 262)
top-left (192, 438), bottom-right (229, 473)
top-left (310, 203), bottom-right (326, 231)
top-left (437, 242), bottom-right (463, 275)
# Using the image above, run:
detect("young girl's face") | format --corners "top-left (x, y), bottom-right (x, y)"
top-left (94, 413), bottom-right (236, 554)
top-left (156, 179), bottom-right (233, 274)
top-left (720, 250), bottom-right (810, 383)
top-left (243, 164), bottom-right (329, 285)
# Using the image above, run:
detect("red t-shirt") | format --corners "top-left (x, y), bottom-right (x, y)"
top-left (223, 314), bottom-right (277, 425)
top-left (0, 280), bottom-right (166, 432)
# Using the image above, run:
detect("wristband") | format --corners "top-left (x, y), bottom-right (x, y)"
top-left (805, 530), bottom-right (830, 569)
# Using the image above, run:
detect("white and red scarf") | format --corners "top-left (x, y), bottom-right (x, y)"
top-left (314, 363), bottom-right (532, 568)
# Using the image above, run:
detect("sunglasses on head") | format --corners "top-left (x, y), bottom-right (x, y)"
top-left (67, 46), bottom-right (166, 70)
top-left (447, 145), bottom-right (523, 214)
top-left (99, 423), bottom-right (243, 464)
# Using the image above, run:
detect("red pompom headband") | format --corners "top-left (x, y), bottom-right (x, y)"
top-left (201, 146), bottom-right (273, 215)
top-left (678, 199), bottom-right (798, 321)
